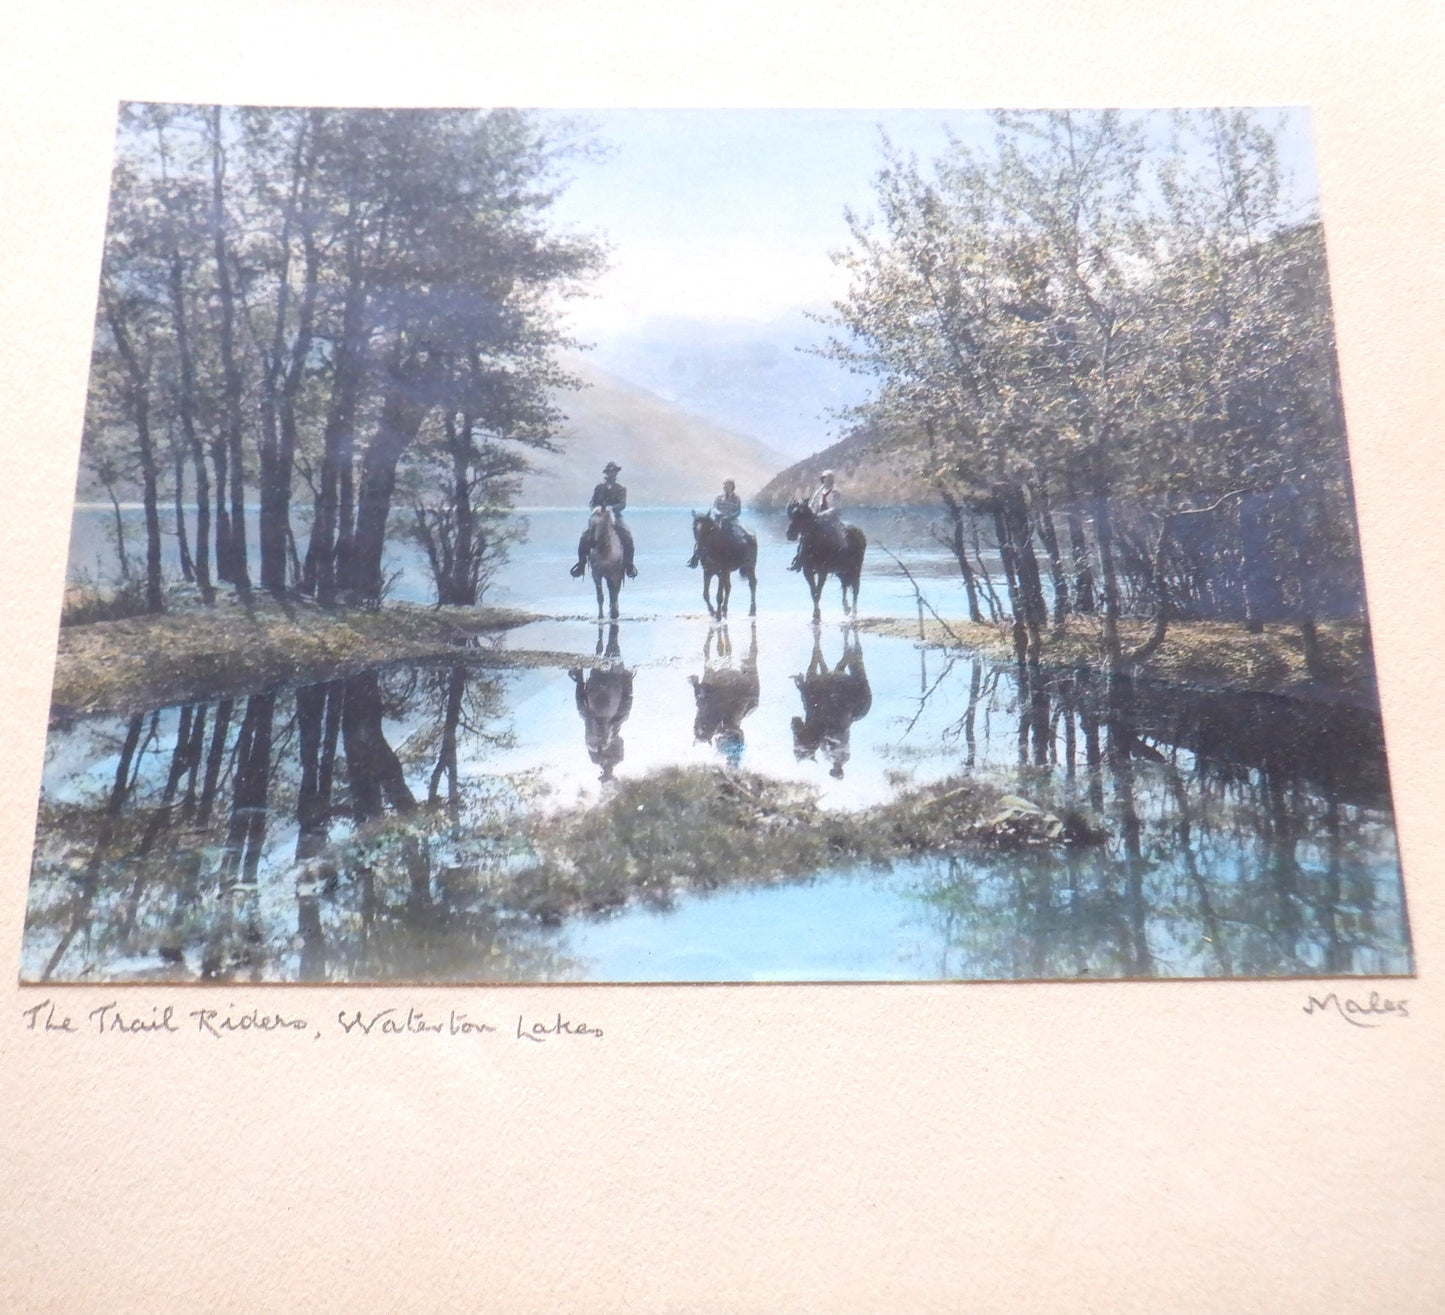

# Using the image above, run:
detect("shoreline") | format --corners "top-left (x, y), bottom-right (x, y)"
top-left (51, 596), bottom-right (541, 720)
top-left (857, 614), bottom-right (1378, 705)
top-left (50, 593), bottom-right (1378, 722)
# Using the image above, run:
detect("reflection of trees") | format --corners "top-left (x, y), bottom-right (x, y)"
top-left (911, 670), bottom-right (1409, 980)
top-left (25, 663), bottom-right (572, 984)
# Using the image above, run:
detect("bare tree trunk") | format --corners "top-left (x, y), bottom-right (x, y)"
top-left (344, 362), bottom-right (430, 603)
top-left (991, 498), bottom-right (1030, 669)
top-left (1067, 506), bottom-right (1096, 614)
top-left (172, 449), bottom-right (194, 583)
top-left (259, 115), bottom-right (320, 596)
top-left (998, 484), bottom-right (1046, 665)
top-left (210, 107), bottom-right (250, 591)
top-left (1238, 490), bottom-right (1282, 634)
top-left (101, 476), bottom-right (132, 581)
top-left (939, 488), bottom-right (984, 623)
top-left (1031, 482), bottom-right (1070, 627)
top-left (449, 419), bottom-right (477, 606)
top-left (1093, 494), bottom-right (1123, 673)
top-left (165, 240), bottom-right (213, 601)
top-left (104, 303), bottom-right (164, 613)
top-left (304, 266), bottom-right (365, 604)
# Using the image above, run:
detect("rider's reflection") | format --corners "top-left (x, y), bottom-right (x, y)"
top-left (569, 623), bottom-right (634, 783)
top-left (791, 626), bottom-right (872, 779)
top-left (689, 620), bottom-right (759, 768)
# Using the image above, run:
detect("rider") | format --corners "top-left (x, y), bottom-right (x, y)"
top-left (687, 478), bottom-right (743, 568)
top-left (788, 469), bottom-right (839, 571)
top-left (570, 461), bottom-right (638, 580)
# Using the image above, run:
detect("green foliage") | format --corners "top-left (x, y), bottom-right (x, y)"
top-left (826, 110), bottom-right (1363, 637)
top-left (83, 105), bottom-right (605, 602)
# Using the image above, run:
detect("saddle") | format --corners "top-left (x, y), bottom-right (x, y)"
top-left (714, 517), bottom-right (750, 550)
top-left (812, 515), bottom-right (848, 554)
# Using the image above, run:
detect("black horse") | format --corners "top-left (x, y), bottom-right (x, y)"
top-left (785, 500), bottom-right (866, 623)
top-left (689, 620), bottom-right (759, 767)
top-left (791, 627), bottom-right (872, 779)
top-left (690, 512), bottom-right (758, 619)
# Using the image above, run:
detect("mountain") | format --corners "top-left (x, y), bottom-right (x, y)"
top-left (520, 355), bottom-right (790, 506)
top-left (753, 424), bottom-right (948, 509)
top-left (585, 311), bottom-right (872, 463)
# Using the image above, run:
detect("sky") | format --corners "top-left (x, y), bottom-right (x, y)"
top-left (543, 107), bottom-right (1321, 340)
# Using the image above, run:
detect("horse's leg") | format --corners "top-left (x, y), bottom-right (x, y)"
top-left (608, 574), bottom-right (620, 621)
top-left (703, 569), bottom-right (716, 620)
top-left (806, 567), bottom-right (824, 624)
top-left (718, 570), bottom-right (730, 620)
top-left (744, 559), bottom-right (757, 617)
top-left (594, 570), bottom-right (605, 620)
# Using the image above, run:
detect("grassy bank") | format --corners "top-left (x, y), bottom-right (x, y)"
top-left (51, 595), bottom-right (542, 718)
top-left (499, 766), bottom-right (1093, 923)
top-left (859, 613), bottom-right (1374, 699)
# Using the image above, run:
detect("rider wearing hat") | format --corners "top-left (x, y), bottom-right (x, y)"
top-left (789, 469), bottom-right (838, 571)
top-left (571, 461), bottom-right (638, 579)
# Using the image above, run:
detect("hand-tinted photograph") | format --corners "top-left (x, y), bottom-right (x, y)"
top-left (22, 105), bottom-right (1410, 984)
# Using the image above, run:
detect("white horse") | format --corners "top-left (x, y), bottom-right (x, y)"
top-left (582, 505), bottom-right (626, 620)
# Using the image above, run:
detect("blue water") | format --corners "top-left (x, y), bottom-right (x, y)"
top-left (36, 502), bottom-right (1410, 983)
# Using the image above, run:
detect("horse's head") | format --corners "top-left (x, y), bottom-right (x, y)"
top-left (691, 510), bottom-right (710, 542)
top-left (589, 504), bottom-right (614, 530)
top-left (785, 498), bottom-right (811, 541)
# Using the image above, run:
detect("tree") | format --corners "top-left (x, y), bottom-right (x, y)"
top-left (79, 105), bottom-right (603, 612)
top-left (826, 109), bottom-right (1356, 674)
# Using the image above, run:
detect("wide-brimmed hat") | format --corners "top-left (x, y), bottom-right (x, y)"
top-left (821, 469), bottom-right (835, 479)
top-left (603, 461), bottom-right (622, 474)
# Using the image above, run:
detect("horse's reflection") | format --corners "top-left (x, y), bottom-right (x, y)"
top-left (569, 623), bottom-right (634, 782)
top-left (689, 621), bottom-right (759, 768)
top-left (792, 626), bottom-right (872, 778)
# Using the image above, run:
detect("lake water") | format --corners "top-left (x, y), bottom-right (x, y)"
top-left (29, 505), bottom-right (1411, 983)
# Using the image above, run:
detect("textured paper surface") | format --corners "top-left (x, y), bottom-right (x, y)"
top-left (2, 2), bottom-right (1442, 1310)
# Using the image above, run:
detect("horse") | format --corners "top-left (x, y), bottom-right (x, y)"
top-left (690, 512), bottom-right (758, 619)
top-left (569, 623), bottom-right (633, 782)
top-left (791, 626), bottom-right (872, 779)
top-left (580, 505), bottom-right (626, 620)
top-left (689, 620), bottom-right (759, 766)
top-left (785, 500), bottom-right (866, 623)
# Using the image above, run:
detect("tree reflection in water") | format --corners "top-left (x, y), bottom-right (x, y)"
top-left (908, 662), bottom-right (1408, 980)
top-left (26, 664), bottom-right (574, 983)
top-left (22, 643), bottom-right (1409, 983)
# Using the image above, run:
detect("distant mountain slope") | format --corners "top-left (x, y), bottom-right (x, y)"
top-left (520, 355), bottom-right (790, 506)
top-left (753, 424), bottom-right (948, 509)
top-left (587, 311), bottom-right (871, 463)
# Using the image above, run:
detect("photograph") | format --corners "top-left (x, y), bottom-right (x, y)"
top-left (21, 104), bottom-right (1411, 985)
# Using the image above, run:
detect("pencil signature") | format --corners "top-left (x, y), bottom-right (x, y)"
top-left (1303, 990), bottom-right (1408, 1028)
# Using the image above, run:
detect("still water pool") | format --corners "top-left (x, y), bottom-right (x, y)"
top-left (30, 506), bottom-right (1410, 982)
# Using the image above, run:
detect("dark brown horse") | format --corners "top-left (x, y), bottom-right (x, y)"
top-left (785, 500), bottom-right (866, 623)
top-left (791, 627), bottom-right (872, 779)
top-left (690, 513), bottom-right (758, 619)
top-left (689, 621), bottom-right (759, 767)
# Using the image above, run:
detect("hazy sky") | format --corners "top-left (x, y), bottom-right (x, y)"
top-left (545, 108), bottom-right (1320, 339)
